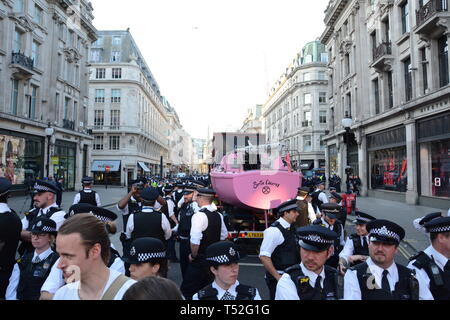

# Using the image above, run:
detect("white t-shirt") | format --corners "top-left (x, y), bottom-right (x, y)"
top-left (53, 269), bottom-right (136, 300)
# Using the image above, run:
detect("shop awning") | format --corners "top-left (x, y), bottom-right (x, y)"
top-left (138, 161), bottom-right (151, 173)
top-left (91, 160), bottom-right (121, 172)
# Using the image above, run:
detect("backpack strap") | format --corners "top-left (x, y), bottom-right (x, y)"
top-left (102, 275), bottom-right (131, 300)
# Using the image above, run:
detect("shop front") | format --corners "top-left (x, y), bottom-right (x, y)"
top-left (368, 126), bottom-right (407, 193)
top-left (137, 161), bottom-right (151, 177)
top-left (53, 140), bottom-right (77, 191)
top-left (328, 145), bottom-right (338, 176)
top-left (92, 160), bottom-right (122, 186)
top-left (0, 129), bottom-right (44, 191)
top-left (418, 112), bottom-right (450, 206)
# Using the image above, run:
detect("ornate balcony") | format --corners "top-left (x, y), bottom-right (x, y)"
top-left (371, 42), bottom-right (393, 72)
top-left (10, 51), bottom-right (34, 79)
top-left (63, 119), bottom-right (75, 131)
top-left (415, 0), bottom-right (450, 39)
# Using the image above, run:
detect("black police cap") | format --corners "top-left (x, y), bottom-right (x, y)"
top-left (355, 211), bottom-right (376, 225)
top-left (276, 199), bottom-right (298, 215)
top-left (330, 192), bottom-right (343, 202)
top-left (424, 216), bottom-right (450, 234)
top-left (33, 180), bottom-right (60, 195)
top-left (419, 212), bottom-right (442, 226)
top-left (140, 187), bottom-right (160, 202)
top-left (321, 203), bottom-right (341, 220)
top-left (366, 219), bottom-right (405, 245)
top-left (66, 203), bottom-right (117, 222)
top-left (0, 177), bottom-right (12, 196)
top-left (296, 225), bottom-right (338, 252)
top-left (197, 188), bottom-right (216, 197)
top-left (81, 176), bottom-right (94, 184)
top-left (297, 187), bottom-right (311, 197)
top-left (205, 241), bottom-right (241, 267)
top-left (30, 217), bottom-right (57, 235)
top-left (123, 237), bottom-right (167, 264)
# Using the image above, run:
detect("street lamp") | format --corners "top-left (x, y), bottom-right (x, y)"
top-left (45, 124), bottom-right (55, 178)
top-left (342, 113), bottom-right (354, 192)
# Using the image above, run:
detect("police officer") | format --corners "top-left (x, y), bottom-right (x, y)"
top-left (329, 192), bottom-right (346, 227)
top-left (176, 183), bottom-right (200, 279)
top-left (259, 199), bottom-right (301, 300)
top-left (180, 188), bottom-right (228, 300)
top-left (0, 178), bottom-right (22, 299)
top-left (339, 212), bottom-right (376, 272)
top-left (295, 187), bottom-right (316, 228)
top-left (344, 219), bottom-right (424, 300)
top-left (160, 184), bottom-right (179, 262)
top-left (408, 216), bottom-right (450, 300)
top-left (19, 180), bottom-right (66, 255)
top-left (117, 178), bottom-right (148, 228)
top-left (193, 241), bottom-right (261, 300)
top-left (311, 182), bottom-right (329, 214)
top-left (413, 212), bottom-right (442, 235)
top-left (276, 225), bottom-right (341, 300)
top-left (313, 203), bottom-right (345, 269)
top-left (6, 217), bottom-right (58, 300)
top-left (72, 177), bottom-right (101, 206)
top-left (39, 204), bottom-right (125, 300)
top-left (123, 237), bottom-right (168, 281)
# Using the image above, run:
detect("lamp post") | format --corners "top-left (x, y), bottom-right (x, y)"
top-left (45, 124), bottom-right (55, 178)
top-left (342, 114), bottom-right (354, 191)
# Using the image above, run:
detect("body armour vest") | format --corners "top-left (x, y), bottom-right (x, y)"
top-left (178, 202), bottom-right (196, 238)
top-left (197, 283), bottom-right (257, 300)
top-left (198, 208), bottom-right (222, 255)
top-left (79, 190), bottom-right (97, 206)
top-left (271, 221), bottom-right (300, 271)
top-left (411, 251), bottom-right (450, 300)
top-left (351, 262), bottom-right (419, 300)
top-left (17, 251), bottom-right (59, 300)
top-left (108, 247), bottom-right (121, 268)
top-left (131, 210), bottom-right (165, 243)
top-left (162, 197), bottom-right (176, 229)
top-left (123, 199), bottom-right (142, 226)
top-left (349, 234), bottom-right (369, 266)
top-left (311, 191), bottom-right (324, 213)
top-left (285, 264), bottom-right (339, 300)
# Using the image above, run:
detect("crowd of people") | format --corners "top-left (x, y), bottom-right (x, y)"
top-left (0, 173), bottom-right (449, 301)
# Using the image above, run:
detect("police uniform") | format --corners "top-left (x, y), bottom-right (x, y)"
top-left (344, 219), bottom-right (424, 300)
top-left (330, 192), bottom-right (346, 227)
top-left (19, 180), bottom-right (66, 256)
top-left (161, 185), bottom-right (178, 261)
top-left (0, 178), bottom-right (22, 299)
top-left (276, 225), bottom-right (341, 300)
top-left (311, 183), bottom-right (329, 214)
top-left (412, 212), bottom-right (442, 235)
top-left (339, 212), bottom-right (376, 267)
top-left (180, 188), bottom-right (228, 300)
top-left (193, 241), bottom-right (261, 300)
top-left (408, 216), bottom-right (450, 300)
top-left (259, 199), bottom-right (301, 300)
top-left (177, 184), bottom-right (201, 278)
top-left (295, 187), bottom-right (315, 228)
top-left (73, 177), bottom-right (101, 207)
top-left (313, 203), bottom-right (345, 269)
top-left (6, 217), bottom-right (58, 300)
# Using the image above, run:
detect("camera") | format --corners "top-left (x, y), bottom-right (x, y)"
top-left (132, 182), bottom-right (144, 190)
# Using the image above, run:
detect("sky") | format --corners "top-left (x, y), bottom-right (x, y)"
top-left (91, 0), bottom-right (330, 139)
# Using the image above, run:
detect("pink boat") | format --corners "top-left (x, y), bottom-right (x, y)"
top-left (211, 151), bottom-right (302, 211)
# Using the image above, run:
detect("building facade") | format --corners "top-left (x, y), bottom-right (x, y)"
top-left (321, 0), bottom-right (450, 209)
top-left (0, 0), bottom-right (97, 191)
top-left (263, 41), bottom-right (329, 174)
top-left (240, 104), bottom-right (263, 134)
top-left (88, 30), bottom-right (170, 185)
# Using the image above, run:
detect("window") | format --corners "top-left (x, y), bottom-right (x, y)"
top-left (346, 92), bottom-right (352, 116)
top-left (421, 48), bottom-right (428, 94)
top-left (112, 68), bottom-right (122, 79)
top-left (387, 71), bottom-right (394, 108)
top-left (373, 78), bottom-right (380, 114)
top-left (320, 53), bottom-right (328, 63)
top-left (318, 71), bottom-right (326, 80)
top-left (93, 37), bottom-right (103, 47)
top-left (13, 30), bottom-right (22, 52)
top-left (33, 5), bottom-right (43, 24)
top-left (111, 51), bottom-right (121, 62)
top-left (319, 110), bottom-right (327, 124)
top-left (94, 110), bottom-right (104, 128)
top-left (345, 53), bottom-right (350, 76)
top-left (73, 101), bottom-right (78, 125)
top-left (303, 136), bottom-right (312, 152)
top-left (319, 92), bottom-right (327, 103)
top-left (28, 85), bottom-right (37, 119)
top-left (303, 73), bottom-right (311, 81)
top-left (371, 32), bottom-right (377, 60)
top-left (75, 65), bottom-right (80, 87)
top-left (90, 49), bottom-right (102, 63)
top-left (320, 136), bottom-right (326, 150)
top-left (304, 93), bottom-right (312, 105)
top-left (32, 41), bottom-right (40, 67)
top-left (11, 79), bottom-right (19, 115)
top-left (14, 0), bottom-right (24, 12)
top-left (111, 89), bottom-right (121, 103)
top-left (110, 110), bottom-right (120, 130)
top-left (112, 36), bottom-right (122, 46)
top-left (96, 68), bottom-right (106, 79)
top-left (109, 136), bottom-right (120, 150)
top-left (55, 93), bottom-right (60, 120)
top-left (64, 97), bottom-right (70, 119)
top-left (94, 136), bottom-right (104, 150)
top-left (403, 57), bottom-right (412, 102)
top-left (401, 2), bottom-right (410, 34)
top-left (438, 35), bottom-right (449, 88)
top-left (95, 89), bottom-right (105, 103)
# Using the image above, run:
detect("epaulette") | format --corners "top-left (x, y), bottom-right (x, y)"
top-left (236, 284), bottom-right (257, 300)
top-left (197, 285), bottom-right (218, 300)
top-left (409, 251), bottom-right (424, 262)
top-left (284, 264), bottom-right (301, 274)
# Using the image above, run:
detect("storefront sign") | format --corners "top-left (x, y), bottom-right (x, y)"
top-left (51, 156), bottom-right (59, 165)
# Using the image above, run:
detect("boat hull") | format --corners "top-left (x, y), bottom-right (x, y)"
top-left (211, 170), bottom-right (301, 211)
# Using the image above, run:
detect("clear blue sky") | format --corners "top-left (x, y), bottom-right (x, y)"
top-left (91, 0), bottom-right (330, 139)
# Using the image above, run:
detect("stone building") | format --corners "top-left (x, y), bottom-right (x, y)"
top-left (0, 0), bottom-right (97, 191)
top-left (321, 0), bottom-right (450, 209)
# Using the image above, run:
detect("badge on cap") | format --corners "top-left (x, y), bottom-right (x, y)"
top-left (37, 221), bottom-right (42, 227)
top-left (130, 247), bottom-right (136, 256)
top-left (229, 247), bottom-right (236, 257)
